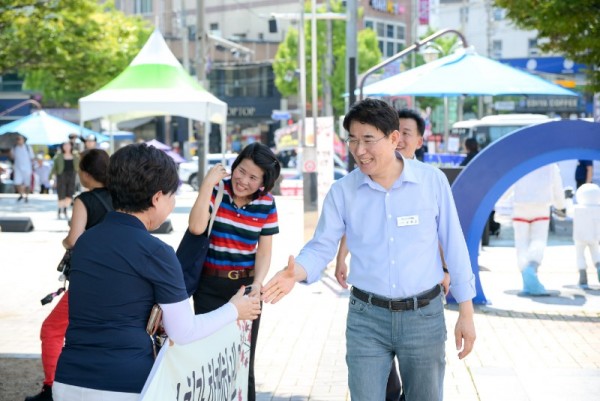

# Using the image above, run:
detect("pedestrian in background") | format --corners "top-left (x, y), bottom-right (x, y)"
top-left (51, 142), bottom-right (79, 220)
top-left (575, 159), bottom-right (593, 189)
top-left (82, 134), bottom-right (98, 150)
top-left (25, 149), bottom-right (112, 401)
top-left (11, 133), bottom-right (34, 202)
top-left (459, 138), bottom-right (479, 167)
top-left (263, 98), bottom-right (476, 401)
top-left (190, 142), bottom-right (281, 401)
top-left (34, 155), bottom-right (52, 194)
top-left (67, 134), bottom-right (81, 154)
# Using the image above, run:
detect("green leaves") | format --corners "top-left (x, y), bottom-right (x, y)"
top-left (0, 0), bottom-right (151, 106)
top-left (272, 0), bottom-right (382, 117)
top-left (494, 0), bottom-right (600, 92)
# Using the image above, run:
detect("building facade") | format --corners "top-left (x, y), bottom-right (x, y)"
top-left (114, 0), bottom-right (418, 152)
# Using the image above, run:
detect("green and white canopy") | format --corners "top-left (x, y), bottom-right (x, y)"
top-left (79, 29), bottom-right (226, 125)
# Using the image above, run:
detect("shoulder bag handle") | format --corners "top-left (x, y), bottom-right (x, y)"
top-left (90, 189), bottom-right (113, 213)
top-left (207, 180), bottom-right (224, 236)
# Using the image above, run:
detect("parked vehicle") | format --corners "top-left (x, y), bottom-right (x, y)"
top-left (278, 167), bottom-right (348, 196)
top-left (178, 153), bottom-right (238, 190)
top-left (451, 114), bottom-right (553, 149)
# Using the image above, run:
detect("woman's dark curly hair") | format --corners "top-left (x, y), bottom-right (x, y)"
top-left (231, 142), bottom-right (281, 195)
top-left (107, 143), bottom-right (179, 213)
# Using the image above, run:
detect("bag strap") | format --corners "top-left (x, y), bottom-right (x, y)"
top-left (90, 190), bottom-right (113, 213)
top-left (207, 181), bottom-right (224, 236)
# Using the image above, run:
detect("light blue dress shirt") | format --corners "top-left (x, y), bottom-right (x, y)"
top-left (296, 154), bottom-right (476, 303)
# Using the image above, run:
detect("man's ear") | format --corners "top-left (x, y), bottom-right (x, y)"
top-left (389, 130), bottom-right (401, 147)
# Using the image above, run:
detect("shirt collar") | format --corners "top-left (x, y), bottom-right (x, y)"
top-left (103, 211), bottom-right (146, 230)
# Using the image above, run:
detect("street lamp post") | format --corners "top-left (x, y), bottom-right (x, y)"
top-left (357, 29), bottom-right (467, 154)
top-left (358, 29), bottom-right (468, 100)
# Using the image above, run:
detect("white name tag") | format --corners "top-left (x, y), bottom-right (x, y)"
top-left (397, 215), bottom-right (419, 227)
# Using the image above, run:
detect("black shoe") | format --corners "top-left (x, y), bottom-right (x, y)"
top-left (17, 194), bottom-right (23, 202)
top-left (24, 384), bottom-right (53, 401)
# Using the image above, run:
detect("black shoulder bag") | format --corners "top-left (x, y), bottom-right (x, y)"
top-left (176, 181), bottom-right (224, 296)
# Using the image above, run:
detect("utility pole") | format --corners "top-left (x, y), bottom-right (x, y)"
top-left (180, 0), bottom-right (190, 73)
top-left (195, 0), bottom-right (207, 183)
top-left (345, 0), bottom-right (357, 171)
top-left (311, 0), bottom-right (318, 134)
top-left (195, 0), bottom-right (206, 85)
top-left (323, 0), bottom-right (333, 117)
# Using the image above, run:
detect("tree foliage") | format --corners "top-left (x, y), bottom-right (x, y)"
top-left (273, 0), bottom-right (381, 117)
top-left (0, 0), bottom-right (151, 106)
top-left (494, 0), bottom-right (600, 92)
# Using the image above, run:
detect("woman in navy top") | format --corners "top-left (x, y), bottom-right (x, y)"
top-left (53, 144), bottom-right (261, 401)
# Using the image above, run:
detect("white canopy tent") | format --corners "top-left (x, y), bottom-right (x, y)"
top-left (79, 29), bottom-right (227, 156)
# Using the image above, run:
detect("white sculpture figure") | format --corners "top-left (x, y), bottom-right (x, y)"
top-left (573, 183), bottom-right (600, 287)
top-left (512, 164), bottom-right (566, 295)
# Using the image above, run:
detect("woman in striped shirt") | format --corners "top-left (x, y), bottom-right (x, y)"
top-left (189, 142), bottom-right (281, 401)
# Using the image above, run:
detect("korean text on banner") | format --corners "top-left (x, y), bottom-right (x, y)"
top-left (139, 320), bottom-right (252, 401)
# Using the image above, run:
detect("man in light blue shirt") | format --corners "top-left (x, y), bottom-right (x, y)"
top-left (262, 98), bottom-right (476, 401)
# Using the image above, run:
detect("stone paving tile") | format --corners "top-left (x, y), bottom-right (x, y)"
top-left (2, 194), bottom-right (600, 400)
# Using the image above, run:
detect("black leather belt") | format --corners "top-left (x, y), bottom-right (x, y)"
top-left (202, 268), bottom-right (255, 280)
top-left (351, 284), bottom-right (441, 311)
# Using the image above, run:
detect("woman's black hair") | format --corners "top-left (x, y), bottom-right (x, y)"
top-left (231, 142), bottom-right (281, 195)
top-left (79, 149), bottom-right (109, 185)
top-left (107, 143), bottom-right (179, 213)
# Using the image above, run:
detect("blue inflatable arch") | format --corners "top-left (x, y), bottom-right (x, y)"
top-left (452, 120), bottom-right (600, 304)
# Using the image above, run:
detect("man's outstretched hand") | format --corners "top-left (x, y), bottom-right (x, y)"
top-left (261, 255), bottom-right (297, 304)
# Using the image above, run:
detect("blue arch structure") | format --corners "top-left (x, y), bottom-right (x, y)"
top-left (451, 120), bottom-right (600, 304)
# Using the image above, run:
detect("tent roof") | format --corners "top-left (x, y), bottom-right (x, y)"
top-left (361, 47), bottom-right (578, 98)
top-left (79, 30), bottom-right (226, 124)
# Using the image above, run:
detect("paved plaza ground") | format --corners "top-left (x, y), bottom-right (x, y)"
top-left (1, 191), bottom-right (599, 401)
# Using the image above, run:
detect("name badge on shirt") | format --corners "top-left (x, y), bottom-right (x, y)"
top-left (397, 215), bottom-right (419, 227)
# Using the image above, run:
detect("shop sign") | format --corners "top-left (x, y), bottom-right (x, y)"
top-left (369, 0), bottom-right (405, 15)
top-left (516, 97), bottom-right (580, 112)
top-left (228, 106), bottom-right (256, 117)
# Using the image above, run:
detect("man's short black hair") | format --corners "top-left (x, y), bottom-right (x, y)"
top-left (343, 98), bottom-right (399, 136)
top-left (397, 109), bottom-right (425, 137)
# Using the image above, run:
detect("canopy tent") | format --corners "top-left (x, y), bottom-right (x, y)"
top-left (361, 47), bottom-right (578, 97)
top-left (0, 110), bottom-right (106, 146)
top-left (78, 29), bottom-right (227, 157)
top-left (79, 29), bottom-right (226, 124)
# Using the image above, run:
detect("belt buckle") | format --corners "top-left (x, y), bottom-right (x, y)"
top-left (389, 300), bottom-right (405, 311)
top-left (228, 270), bottom-right (240, 280)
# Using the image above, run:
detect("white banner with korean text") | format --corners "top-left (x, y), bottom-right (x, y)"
top-left (139, 320), bottom-right (252, 401)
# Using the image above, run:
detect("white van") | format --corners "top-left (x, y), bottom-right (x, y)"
top-left (452, 114), bottom-right (553, 148)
